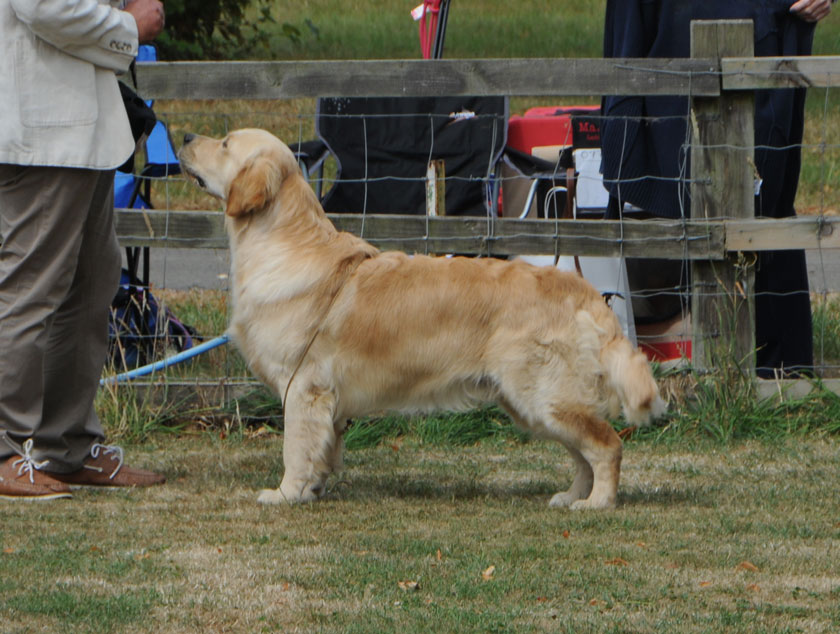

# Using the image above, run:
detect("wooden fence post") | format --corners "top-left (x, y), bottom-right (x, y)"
top-left (690, 20), bottom-right (756, 374)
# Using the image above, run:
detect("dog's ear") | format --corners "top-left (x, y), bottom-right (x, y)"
top-left (226, 156), bottom-right (282, 218)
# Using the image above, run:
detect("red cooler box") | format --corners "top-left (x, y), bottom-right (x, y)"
top-left (507, 105), bottom-right (600, 160)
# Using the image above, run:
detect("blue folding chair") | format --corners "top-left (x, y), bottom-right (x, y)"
top-left (115, 44), bottom-right (181, 285)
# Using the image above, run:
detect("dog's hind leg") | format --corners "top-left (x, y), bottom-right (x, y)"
top-left (258, 385), bottom-right (338, 505)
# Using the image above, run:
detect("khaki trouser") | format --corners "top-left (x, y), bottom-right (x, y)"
top-left (0, 164), bottom-right (120, 471)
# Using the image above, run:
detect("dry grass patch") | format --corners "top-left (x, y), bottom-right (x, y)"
top-left (2, 434), bottom-right (839, 633)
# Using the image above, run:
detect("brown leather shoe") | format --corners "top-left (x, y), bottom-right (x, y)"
top-left (50, 444), bottom-right (165, 488)
top-left (0, 439), bottom-right (73, 501)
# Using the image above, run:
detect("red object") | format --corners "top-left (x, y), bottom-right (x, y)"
top-left (639, 339), bottom-right (692, 363)
top-left (507, 105), bottom-right (600, 155)
top-left (418, 0), bottom-right (442, 59)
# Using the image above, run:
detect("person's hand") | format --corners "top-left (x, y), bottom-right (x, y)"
top-left (790, 0), bottom-right (833, 23)
top-left (124, 0), bottom-right (165, 43)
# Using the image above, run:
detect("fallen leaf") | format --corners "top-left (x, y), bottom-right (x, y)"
top-left (482, 565), bottom-right (496, 580)
top-left (736, 561), bottom-right (759, 573)
top-left (700, 581), bottom-right (713, 588)
top-left (436, 549), bottom-right (443, 561)
top-left (562, 530), bottom-right (571, 539)
top-left (3, 547), bottom-right (14, 554)
top-left (536, 596), bottom-right (548, 603)
top-left (746, 584), bottom-right (760, 592)
top-left (89, 546), bottom-right (100, 552)
top-left (398, 580), bottom-right (419, 592)
top-left (636, 542), bottom-right (648, 548)
top-left (605, 557), bottom-right (629, 566)
top-left (589, 598), bottom-right (605, 607)
top-left (618, 426), bottom-right (637, 440)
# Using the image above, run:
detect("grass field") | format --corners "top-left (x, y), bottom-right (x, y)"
top-left (5, 5), bottom-right (840, 633)
top-left (2, 435), bottom-right (839, 633)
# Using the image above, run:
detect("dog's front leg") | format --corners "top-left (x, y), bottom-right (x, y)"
top-left (257, 385), bottom-right (337, 505)
top-left (548, 445), bottom-right (594, 508)
top-left (568, 415), bottom-right (622, 510)
top-left (543, 407), bottom-right (622, 510)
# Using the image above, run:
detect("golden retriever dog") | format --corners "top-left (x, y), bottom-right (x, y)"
top-left (178, 128), bottom-right (666, 510)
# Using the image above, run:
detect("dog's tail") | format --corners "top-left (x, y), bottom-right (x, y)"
top-left (577, 309), bottom-right (667, 426)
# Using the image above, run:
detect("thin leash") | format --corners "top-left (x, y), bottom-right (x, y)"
top-left (281, 255), bottom-right (370, 416)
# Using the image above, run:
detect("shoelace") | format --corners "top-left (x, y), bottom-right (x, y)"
top-left (12, 439), bottom-right (49, 484)
top-left (85, 443), bottom-right (125, 480)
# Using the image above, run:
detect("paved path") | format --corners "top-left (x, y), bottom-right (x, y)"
top-left (806, 249), bottom-right (840, 293)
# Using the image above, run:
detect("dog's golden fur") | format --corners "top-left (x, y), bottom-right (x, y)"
top-left (178, 128), bottom-right (666, 509)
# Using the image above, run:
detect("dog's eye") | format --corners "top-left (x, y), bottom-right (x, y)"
top-left (222, 140), bottom-right (229, 149)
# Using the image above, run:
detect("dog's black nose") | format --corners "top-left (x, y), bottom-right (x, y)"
top-left (183, 133), bottom-right (195, 145)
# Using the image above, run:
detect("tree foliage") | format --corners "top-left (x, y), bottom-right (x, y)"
top-left (155, 0), bottom-right (285, 60)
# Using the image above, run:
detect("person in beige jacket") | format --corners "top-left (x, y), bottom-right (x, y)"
top-left (0, 0), bottom-right (167, 500)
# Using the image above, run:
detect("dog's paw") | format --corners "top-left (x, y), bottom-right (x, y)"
top-left (258, 482), bottom-right (323, 505)
top-left (257, 488), bottom-right (288, 505)
top-left (548, 492), bottom-right (579, 508)
top-left (569, 497), bottom-right (616, 511)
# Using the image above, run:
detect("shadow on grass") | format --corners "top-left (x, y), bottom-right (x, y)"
top-left (321, 472), bottom-right (558, 503)
top-left (618, 483), bottom-right (721, 508)
top-left (322, 473), bottom-right (718, 508)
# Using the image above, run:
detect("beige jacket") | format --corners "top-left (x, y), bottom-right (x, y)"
top-left (0, 0), bottom-right (139, 169)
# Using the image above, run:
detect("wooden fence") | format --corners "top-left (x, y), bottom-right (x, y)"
top-left (120, 19), bottom-right (840, 396)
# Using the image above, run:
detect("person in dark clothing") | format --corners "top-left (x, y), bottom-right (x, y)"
top-left (601, 0), bottom-right (833, 377)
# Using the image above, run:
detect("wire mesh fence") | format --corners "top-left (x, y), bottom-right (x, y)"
top-left (106, 49), bottom-right (840, 393)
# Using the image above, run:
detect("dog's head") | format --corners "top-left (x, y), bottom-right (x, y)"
top-left (177, 128), bottom-right (298, 218)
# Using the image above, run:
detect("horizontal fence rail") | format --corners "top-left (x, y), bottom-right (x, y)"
top-left (136, 55), bottom-right (840, 100)
top-left (721, 55), bottom-right (840, 89)
top-left (114, 210), bottom-right (840, 257)
top-left (136, 58), bottom-right (722, 99)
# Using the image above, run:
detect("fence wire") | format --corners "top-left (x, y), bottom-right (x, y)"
top-left (110, 75), bottom-right (840, 387)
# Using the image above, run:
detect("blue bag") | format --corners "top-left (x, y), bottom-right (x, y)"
top-left (108, 269), bottom-right (197, 369)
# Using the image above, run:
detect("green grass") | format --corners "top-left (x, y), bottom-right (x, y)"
top-left (247, 0), bottom-right (840, 63)
top-left (9, 5), bottom-right (840, 632)
top-left (240, 0), bottom-right (608, 61)
top-left (2, 433), bottom-right (840, 633)
top-left (813, 294), bottom-right (840, 368)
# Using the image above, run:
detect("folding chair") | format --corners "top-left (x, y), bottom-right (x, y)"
top-left (115, 44), bottom-right (181, 286)
top-left (296, 96), bottom-right (509, 218)
top-left (502, 105), bottom-right (637, 344)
